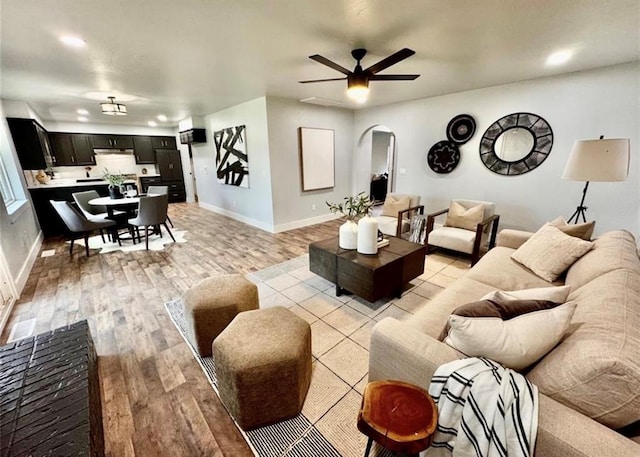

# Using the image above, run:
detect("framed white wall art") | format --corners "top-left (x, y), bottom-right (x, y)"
top-left (298, 127), bottom-right (335, 191)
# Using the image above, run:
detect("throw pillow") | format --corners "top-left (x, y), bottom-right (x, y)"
top-left (481, 285), bottom-right (572, 303)
top-left (444, 201), bottom-right (484, 231)
top-left (444, 301), bottom-right (577, 370)
top-left (511, 224), bottom-right (594, 282)
top-left (548, 216), bottom-right (595, 241)
top-left (437, 298), bottom-right (561, 341)
top-left (381, 195), bottom-right (410, 217)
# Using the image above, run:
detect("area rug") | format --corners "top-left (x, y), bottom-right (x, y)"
top-left (66, 228), bottom-right (187, 253)
top-left (164, 254), bottom-right (464, 457)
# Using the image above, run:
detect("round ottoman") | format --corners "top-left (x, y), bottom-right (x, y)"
top-left (182, 274), bottom-right (259, 357)
top-left (213, 306), bottom-right (312, 430)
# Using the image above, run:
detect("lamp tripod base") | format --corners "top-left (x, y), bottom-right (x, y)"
top-left (567, 181), bottom-right (590, 224)
top-left (567, 206), bottom-right (588, 224)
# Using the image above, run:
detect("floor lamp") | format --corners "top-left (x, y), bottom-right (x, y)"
top-left (561, 136), bottom-right (630, 223)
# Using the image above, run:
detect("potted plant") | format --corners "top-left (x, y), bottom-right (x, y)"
top-left (326, 192), bottom-right (374, 249)
top-left (102, 168), bottom-right (126, 199)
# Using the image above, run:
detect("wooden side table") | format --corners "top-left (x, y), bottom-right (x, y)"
top-left (357, 380), bottom-right (438, 457)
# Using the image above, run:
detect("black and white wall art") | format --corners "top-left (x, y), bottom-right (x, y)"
top-left (214, 125), bottom-right (249, 187)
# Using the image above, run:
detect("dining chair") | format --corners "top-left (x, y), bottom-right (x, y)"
top-left (146, 185), bottom-right (174, 227)
top-left (73, 190), bottom-right (128, 242)
top-left (50, 200), bottom-right (117, 257)
top-left (128, 194), bottom-right (176, 250)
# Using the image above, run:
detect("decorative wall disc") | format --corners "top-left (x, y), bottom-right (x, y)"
top-left (427, 140), bottom-right (460, 174)
top-left (479, 112), bottom-right (553, 176)
top-left (446, 114), bottom-right (476, 145)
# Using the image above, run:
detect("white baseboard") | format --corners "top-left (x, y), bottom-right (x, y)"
top-left (16, 230), bottom-right (43, 296)
top-left (198, 202), bottom-right (339, 233)
top-left (198, 202), bottom-right (274, 232)
top-left (273, 213), bottom-right (339, 233)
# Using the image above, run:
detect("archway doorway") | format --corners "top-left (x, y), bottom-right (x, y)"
top-left (359, 125), bottom-right (396, 204)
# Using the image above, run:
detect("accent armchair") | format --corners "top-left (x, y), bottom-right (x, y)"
top-left (425, 199), bottom-right (500, 265)
top-left (372, 193), bottom-right (424, 239)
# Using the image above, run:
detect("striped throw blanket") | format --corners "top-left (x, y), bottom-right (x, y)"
top-left (427, 357), bottom-right (538, 457)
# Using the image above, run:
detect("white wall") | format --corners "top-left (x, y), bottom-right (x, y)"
top-left (265, 97), bottom-right (354, 231)
top-left (0, 104), bottom-right (42, 294)
top-left (354, 62), bottom-right (640, 236)
top-left (44, 121), bottom-right (175, 136)
top-left (196, 97), bottom-right (275, 229)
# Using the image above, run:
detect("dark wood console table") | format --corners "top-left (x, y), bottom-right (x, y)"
top-left (309, 236), bottom-right (426, 302)
top-left (0, 320), bottom-right (104, 457)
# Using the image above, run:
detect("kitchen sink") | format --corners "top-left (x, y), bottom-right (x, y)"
top-left (76, 178), bottom-right (106, 182)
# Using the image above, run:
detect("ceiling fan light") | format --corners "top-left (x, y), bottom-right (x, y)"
top-left (347, 86), bottom-right (369, 103)
top-left (100, 96), bottom-right (128, 115)
top-left (347, 75), bottom-right (369, 103)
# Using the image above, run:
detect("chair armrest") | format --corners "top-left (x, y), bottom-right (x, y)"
top-left (425, 208), bottom-right (448, 239)
top-left (369, 317), bottom-right (462, 391)
top-left (496, 229), bottom-right (534, 249)
top-left (395, 205), bottom-right (424, 237)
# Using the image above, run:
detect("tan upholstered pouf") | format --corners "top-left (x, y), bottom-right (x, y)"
top-left (213, 306), bottom-right (312, 430)
top-left (182, 274), bottom-right (259, 357)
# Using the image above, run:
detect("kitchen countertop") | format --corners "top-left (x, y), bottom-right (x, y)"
top-left (27, 178), bottom-right (138, 190)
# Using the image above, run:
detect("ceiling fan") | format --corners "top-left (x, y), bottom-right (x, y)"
top-left (299, 48), bottom-right (420, 103)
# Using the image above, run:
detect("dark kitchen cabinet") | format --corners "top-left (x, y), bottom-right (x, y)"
top-left (49, 133), bottom-right (76, 166)
top-left (6, 118), bottom-right (54, 170)
top-left (156, 150), bottom-right (183, 181)
top-left (133, 136), bottom-right (156, 164)
top-left (151, 136), bottom-right (177, 149)
top-left (156, 149), bottom-right (186, 202)
top-left (71, 134), bottom-right (96, 165)
top-left (90, 134), bottom-right (134, 149)
top-left (49, 133), bottom-right (95, 166)
top-left (139, 175), bottom-right (162, 193)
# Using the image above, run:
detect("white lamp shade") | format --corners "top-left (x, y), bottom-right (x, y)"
top-left (562, 138), bottom-right (630, 182)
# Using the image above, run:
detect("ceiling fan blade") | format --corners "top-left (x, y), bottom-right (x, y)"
top-left (365, 48), bottom-right (416, 74)
top-left (309, 55), bottom-right (352, 75)
top-left (369, 74), bottom-right (420, 80)
top-left (299, 77), bottom-right (347, 84)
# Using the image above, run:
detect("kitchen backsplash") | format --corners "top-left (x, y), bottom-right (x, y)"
top-left (49, 154), bottom-right (157, 179)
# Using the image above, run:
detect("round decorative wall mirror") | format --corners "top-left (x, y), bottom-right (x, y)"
top-left (479, 112), bottom-right (553, 175)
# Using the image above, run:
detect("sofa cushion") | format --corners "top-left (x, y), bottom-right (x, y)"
top-left (444, 201), bottom-right (484, 231)
top-left (444, 301), bottom-right (576, 370)
top-left (465, 246), bottom-right (561, 291)
top-left (481, 285), bottom-right (571, 303)
top-left (438, 298), bottom-right (562, 341)
top-left (428, 226), bottom-right (478, 254)
top-left (511, 224), bottom-right (594, 282)
top-left (381, 195), bottom-right (410, 217)
top-left (527, 269), bottom-right (640, 429)
top-left (548, 216), bottom-right (595, 240)
top-left (565, 230), bottom-right (640, 291)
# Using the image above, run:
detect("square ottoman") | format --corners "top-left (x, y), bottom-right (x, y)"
top-left (183, 274), bottom-right (259, 357)
top-left (213, 306), bottom-right (312, 430)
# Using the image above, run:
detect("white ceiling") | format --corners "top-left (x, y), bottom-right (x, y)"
top-left (1, 0), bottom-right (638, 127)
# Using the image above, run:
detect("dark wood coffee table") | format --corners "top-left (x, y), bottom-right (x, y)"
top-left (308, 236), bottom-right (426, 302)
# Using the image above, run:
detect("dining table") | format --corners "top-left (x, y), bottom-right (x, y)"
top-left (88, 195), bottom-right (140, 219)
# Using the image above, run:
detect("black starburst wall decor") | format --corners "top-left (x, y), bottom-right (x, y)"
top-left (214, 125), bottom-right (249, 188)
top-left (427, 114), bottom-right (477, 174)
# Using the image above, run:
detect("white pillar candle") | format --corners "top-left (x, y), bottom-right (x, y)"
top-left (357, 215), bottom-right (378, 254)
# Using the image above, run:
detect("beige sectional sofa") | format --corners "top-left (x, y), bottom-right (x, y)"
top-left (369, 229), bottom-right (640, 456)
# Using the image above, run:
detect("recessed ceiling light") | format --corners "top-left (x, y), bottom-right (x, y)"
top-left (546, 50), bottom-right (573, 66)
top-left (157, 115), bottom-right (167, 122)
top-left (148, 121), bottom-right (157, 127)
top-left (77, 109), bottom-right (89, 115)
top-left (78, 116), bottom-right (88, 122)
top-left (60, 36), bottom-right (86, 48)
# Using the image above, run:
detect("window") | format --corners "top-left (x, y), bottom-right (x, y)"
top-left (0, 156), bottom-right (16, 207)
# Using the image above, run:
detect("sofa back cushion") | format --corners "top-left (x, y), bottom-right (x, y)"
top-left (565, 230), bottom-right (640, 290)
top-left (526, 268), bottom-right (640, 429)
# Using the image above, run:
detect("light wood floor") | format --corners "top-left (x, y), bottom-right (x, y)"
top-left (2, 203), bottom-right (342, 457)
